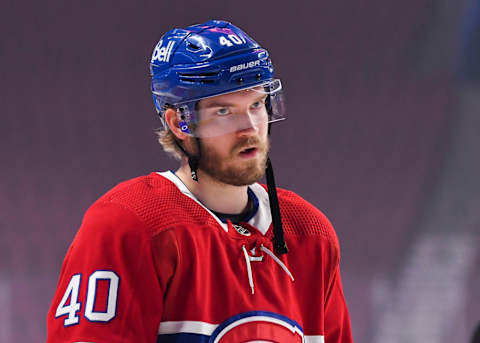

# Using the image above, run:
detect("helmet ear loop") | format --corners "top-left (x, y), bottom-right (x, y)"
top-left (171, 105), bottom-right (202, 182)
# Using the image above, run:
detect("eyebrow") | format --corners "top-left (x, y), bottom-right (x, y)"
top-left (199, 100), bottom-right (235, 109)
top-left (199, 94), bottom-right (267, 109)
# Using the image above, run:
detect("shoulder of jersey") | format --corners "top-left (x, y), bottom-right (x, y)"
top-left (270, 186), bottom-right (340, 249)
top-left (89, 172), bottom-right (215, 234)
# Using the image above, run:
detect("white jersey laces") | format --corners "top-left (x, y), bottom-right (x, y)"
top-left (241, 244), bottom-right (294, 295)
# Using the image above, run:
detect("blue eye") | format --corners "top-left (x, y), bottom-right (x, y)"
top-left (250, 98), bottom-right (266, 111)
top-left (216, 107), bottom-right (230, 116)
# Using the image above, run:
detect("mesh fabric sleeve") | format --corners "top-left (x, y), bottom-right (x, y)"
top-left (46, 201), bottom-right (178, 343)
top-left (324, 264), bottom-right (353, 343)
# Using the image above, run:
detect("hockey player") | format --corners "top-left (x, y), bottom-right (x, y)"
top-left (47, 20), bottom-right (353, 342)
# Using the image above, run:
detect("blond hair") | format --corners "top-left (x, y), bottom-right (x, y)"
top-left (155, 127), bottom-right (184, 160)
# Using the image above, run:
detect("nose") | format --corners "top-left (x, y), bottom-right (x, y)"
top-left (235, 111), bottom-right (259, 136)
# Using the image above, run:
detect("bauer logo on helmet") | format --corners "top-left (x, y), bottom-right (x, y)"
top-left (230, 59), bottom-right (261, 73)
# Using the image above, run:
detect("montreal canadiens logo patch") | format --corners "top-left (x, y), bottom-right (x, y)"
top-left (209, 311), bottom-right (304, 343)
top-left (233, 224), bottom-right (251, 236)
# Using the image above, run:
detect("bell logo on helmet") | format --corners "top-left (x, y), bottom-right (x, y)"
top-left (230, 59), bottom-right (261, 73)
top-left (152, 40), bottom-right (175, 63)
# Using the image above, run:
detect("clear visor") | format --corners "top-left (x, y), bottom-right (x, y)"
top-left (174, 79), bottom-right (285, 138)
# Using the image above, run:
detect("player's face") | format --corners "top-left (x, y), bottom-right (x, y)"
top-left (196, 88), bottom-right (270, 186)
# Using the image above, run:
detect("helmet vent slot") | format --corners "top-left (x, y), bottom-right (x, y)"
top-left (179, 72), bottom-right (218, 77)
top-left (178, 71), bottom-right (219, 84)
top-left (179, 78), bottom-right (215, 84)
top-left (187, 43), bottom-right (200, 50)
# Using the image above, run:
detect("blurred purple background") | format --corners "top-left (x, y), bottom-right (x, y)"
top-left (1, 1), bottom-right (479, 342)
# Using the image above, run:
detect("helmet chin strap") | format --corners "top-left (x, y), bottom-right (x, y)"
top-left (266, 122), bottom-right (288, 254)
top-left (173, 137), bottom-right (201, 182)
top-left (266, 156), bottom-right (288, 254)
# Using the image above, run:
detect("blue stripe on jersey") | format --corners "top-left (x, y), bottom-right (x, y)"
top-left (157, 333), bottom-right (210, 343)
top-left (243, 187), bottom-right (259, 222)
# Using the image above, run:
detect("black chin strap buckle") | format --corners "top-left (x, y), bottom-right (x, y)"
top-left (188, 156), bottom-right (199, 182)
top-left (173, 136), bottom-right (201, 182)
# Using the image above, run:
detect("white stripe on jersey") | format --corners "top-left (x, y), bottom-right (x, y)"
top-left (158, 320), bottom-right (218, 335)
top-left (305, 336), bottom-right (325, 343)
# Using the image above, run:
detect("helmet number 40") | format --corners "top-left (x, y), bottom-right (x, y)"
top-left (219, 34), bottom-right (246, 47)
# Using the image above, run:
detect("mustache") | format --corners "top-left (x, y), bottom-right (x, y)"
top-left (232, 136), bottom-right (264, 153)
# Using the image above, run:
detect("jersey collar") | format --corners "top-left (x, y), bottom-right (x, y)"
top-left (157, 171), bottom-right (272, 235)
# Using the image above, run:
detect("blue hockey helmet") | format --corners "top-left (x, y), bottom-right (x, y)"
top-left (150, 20), bottom-right (285, 137)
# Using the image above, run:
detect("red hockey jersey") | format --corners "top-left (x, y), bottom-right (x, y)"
top-left (47, 171), bottom-right (353, 342)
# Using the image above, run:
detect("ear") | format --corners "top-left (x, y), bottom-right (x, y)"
top-left (164, 108), bottom-right (188, 140)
